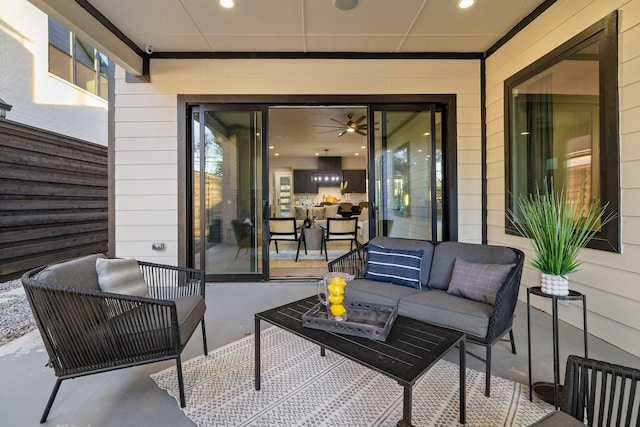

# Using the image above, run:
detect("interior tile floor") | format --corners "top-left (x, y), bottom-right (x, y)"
top-left (3, 281), bottom-right (640, 426)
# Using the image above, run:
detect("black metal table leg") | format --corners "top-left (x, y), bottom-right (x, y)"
top-left (460, 339), bottom-right (466, 424)
top-left (254, 316), bottom-right (261, 390)
top-left (552, 297), bottom-right (560, 409)
top-left (398, 384), bottom-right (413, 427)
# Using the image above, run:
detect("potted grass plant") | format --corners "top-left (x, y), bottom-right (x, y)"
top-left (508, 179), bottom-right (616, 296)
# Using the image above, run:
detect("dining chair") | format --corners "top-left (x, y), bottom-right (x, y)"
top-left (269, 217), bottom-right (306, 262)
top-left (321, 217), bottom-right (359, 261)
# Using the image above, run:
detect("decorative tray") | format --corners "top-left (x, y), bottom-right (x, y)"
top-left (302, 301), bottom-right (398, 342)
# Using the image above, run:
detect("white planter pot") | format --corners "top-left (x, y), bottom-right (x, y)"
top-left (541, 273), bottom-right (569, 296)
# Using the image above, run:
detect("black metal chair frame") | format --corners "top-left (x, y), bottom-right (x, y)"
top-left (321, 217), bottom-right (360, 261)
top-left (268, 217), bottom-right (306, 262)
top-left (22, 260), bottom-right (208, 423)
top-left (328, 241), bottom-right (524, 397)
top-left (562, 355), bottom-right (640, 425)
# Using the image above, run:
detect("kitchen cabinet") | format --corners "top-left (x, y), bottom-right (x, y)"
top-left (341, 170), bottom-right (366, 193)
top-left (293, 170), bottom-right (319, 193)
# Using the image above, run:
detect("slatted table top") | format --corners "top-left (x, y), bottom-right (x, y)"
top-left (255, 295), bottom-right (465, 386)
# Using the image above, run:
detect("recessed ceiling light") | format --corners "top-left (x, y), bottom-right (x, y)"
top-left (274, 153), bottom-right (279, 156)
top-left (361, 146), bottom-right (366, 149)
top-left (220, 0), bottom-right (234, 8)
top-left (315, 152), bottom-right (320, 156)
top-left (355, 153), bottom-right (359, 156)
top-left (458, 0), bottom-right (473, 9)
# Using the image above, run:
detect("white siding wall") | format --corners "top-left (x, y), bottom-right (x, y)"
top-left (114, 59), bottom-right (482, 263)
top-left (485, 0), bottom-right (640, 356)
top-left (0, 0), bottom-right (107, 145)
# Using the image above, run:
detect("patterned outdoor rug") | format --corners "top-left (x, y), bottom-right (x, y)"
top-left (151, 327), bottom-right (553, 426)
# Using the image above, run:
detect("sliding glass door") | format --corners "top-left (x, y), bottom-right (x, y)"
top-left (190, 105), bottom-right (266, 281)
top-left (371, 105), bottom-right (451, 241)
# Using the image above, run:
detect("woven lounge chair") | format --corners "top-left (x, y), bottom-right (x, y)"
top-left (21, 254), bottom-right (207, 423)
top-left (530, 355), bottom-right (640, 426)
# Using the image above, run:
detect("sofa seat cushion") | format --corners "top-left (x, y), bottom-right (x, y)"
top-left (345, 278), bottom-right (420, 307)
top-left (398, 289), bottom-right (493, 338)
top-left (428, 242), bottom-right (518, 290)
top-left (35, 253), bottom-right (105, 291)
top-left (368, 237), bottom-right (434, 287)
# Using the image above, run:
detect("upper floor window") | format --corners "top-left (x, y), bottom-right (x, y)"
top-left (48, 17), bottom-right (109, 100)
top-left (504, 12), bottom-right (619, 252)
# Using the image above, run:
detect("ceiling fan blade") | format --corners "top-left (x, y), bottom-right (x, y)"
top-left (316, 129), bottom-right (343, 134)
top-left (355, 129), bottom-right (367, 136)
top-left (330, 118), bottom-right (346, 126)
top-left (354, 115), bottom-right (366, 125)
top-left (313, 125), bottom-right (345, 129)
top-left (338, 130), bottom-right (347, 137)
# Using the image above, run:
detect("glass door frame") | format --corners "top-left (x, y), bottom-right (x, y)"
top-left (179, 94), bottom-right (457, 281)
top-left (186, 103), bottom-right (269, 282)
top-left (367, 103), bottom-right (457, 242)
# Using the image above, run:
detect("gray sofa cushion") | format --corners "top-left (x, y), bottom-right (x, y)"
top-left (369, 237), bottom-right (434, 287)
top-left (35, 253), bottom-right (105, 291)
top-left (428, 242), bottom-right (518, 290)
top-left (346, 278), bottom-right (420, 307)
top-left (398, 289), bottom-right (493, 338)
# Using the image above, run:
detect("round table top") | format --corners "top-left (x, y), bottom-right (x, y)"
top-left (528, 285), bottom-right (584, 300)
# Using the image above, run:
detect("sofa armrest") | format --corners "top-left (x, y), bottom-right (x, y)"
top-left (137, 261), bottom-right (205, 299)
top-left (484, 248), bottom-right (525, 343)
top-left (328, 243), bottom-right (368, 278)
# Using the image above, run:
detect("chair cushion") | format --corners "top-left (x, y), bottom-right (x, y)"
top-left (364, 244), bottom-right (424, 289)
top-left (96, 258), bottom-right (149, 297)
top-left (428, 242), bottom-right (518, 290)
top-left (345, 278), bottom-right (420, 306)
top-left (35, 253), bottom-right (105, 291)
top-left (447, 258), bottom-right (515, 305)
top-left (369, 237), bottom-right (434, 287)
top-left (398, 290), bottom-right (493, 338)
top-left (528, 410), bottom-right (584, 426)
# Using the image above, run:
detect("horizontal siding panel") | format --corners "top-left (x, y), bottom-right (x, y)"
top-left (116, 195), bottom-right (178, 211)
top-left (115, 137), bottom-right (177, 151)
top-left (115, 225), bottom-right (177, 241)
top-left (115, 179), bottom-right (178, 195)
top-left (114, 93), bottom-right (177, 108)
top-left (0, 211), bottom-right (107, 227)
top-left (115, 150), bottom-right (176, 165)
top-left (116, 210), bottom-right (177, 226)
top-left (115, 164), bottom-right (177, 180)
top-left (115, 121), bottom-right (177, 138)
top-left (114, 107), bottom-right (176, 122)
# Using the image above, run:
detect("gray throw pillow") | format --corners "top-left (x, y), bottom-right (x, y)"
top-left (295, 206), bottom-right (307, 220)
top-left (446, 258), bottom-right (514, 305)
top-left (96, 258), bottom-right (149, 297)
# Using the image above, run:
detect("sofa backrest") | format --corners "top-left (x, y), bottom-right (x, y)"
top-left (368, 237), bottom-right (435, 287)
top-left (34, 253), bottom-right (105, 291)
top-left (427, 242), bottom-right (518, 290)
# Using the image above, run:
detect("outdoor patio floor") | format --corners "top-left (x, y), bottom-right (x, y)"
top-left (2, 281), bottom-right (640, 426)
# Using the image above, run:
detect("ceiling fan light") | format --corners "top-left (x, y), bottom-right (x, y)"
top-left (346, 128), bottom-right (355, 133)
top-left (220, 0), bottom-right (234, 8)
top-left (458, 0), bottom-right (474, 8)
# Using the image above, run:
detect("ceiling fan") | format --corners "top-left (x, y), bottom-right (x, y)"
top-left (314, 113), bottom-right (368, 137)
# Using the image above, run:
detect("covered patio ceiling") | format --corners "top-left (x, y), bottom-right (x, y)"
top-left (27, 0), bottom-right (552, 76)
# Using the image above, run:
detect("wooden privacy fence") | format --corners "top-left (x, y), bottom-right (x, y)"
top-left (0, 119), bottom-right (108, 282)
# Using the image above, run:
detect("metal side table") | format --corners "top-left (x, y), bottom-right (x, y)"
top-left (527, 286), bottom-right (588, 409)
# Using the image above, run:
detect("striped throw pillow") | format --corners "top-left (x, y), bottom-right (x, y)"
top-left (364, 244), bottom-right (424, 289)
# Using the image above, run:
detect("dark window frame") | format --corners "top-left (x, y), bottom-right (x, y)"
top-left (504, 11), bottom-right (619, 252)
top-left (48, 17), bottom-right (109, 100)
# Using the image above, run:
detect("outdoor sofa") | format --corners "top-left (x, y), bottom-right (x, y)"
top-left (329, 236), bottom-right (525, 397)
top-left (21, 253), bottom-right (207, 423)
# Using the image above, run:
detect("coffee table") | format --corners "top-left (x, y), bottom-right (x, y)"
top-left (254, 296), bottom-right (466, 426)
